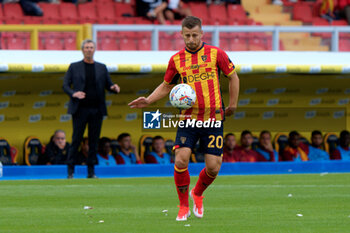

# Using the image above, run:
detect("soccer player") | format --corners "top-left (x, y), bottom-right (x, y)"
top-left (307, 130), bottom-right (329, 161)
top-left (331, 130), bottom-right (350, 160)
top-left (128, 16), bottom-right (239, 221)
top-left (255, 130), bottom-right (279, 162)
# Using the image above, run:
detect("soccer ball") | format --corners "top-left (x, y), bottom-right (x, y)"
top-left (169, 84), bottom-right (196, 109)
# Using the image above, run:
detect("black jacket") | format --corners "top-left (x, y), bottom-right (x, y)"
top-left (63, 60), bottom-right (115, 116)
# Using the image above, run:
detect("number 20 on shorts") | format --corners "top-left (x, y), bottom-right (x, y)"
top-left (208, 135), bottom-right (223, 149)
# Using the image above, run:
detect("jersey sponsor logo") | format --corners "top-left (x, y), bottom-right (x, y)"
top-left (182, 63), bottom-right (208, 71)
top-left (187, 71), bottom-right (216, 83)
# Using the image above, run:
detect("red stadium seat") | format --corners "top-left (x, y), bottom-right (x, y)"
top-left (226, 4), bottom-right (247, 22)
top-left (219, 38), bottom-right (231, 51)
top-left (188, 3), bottom-right (209, 22)
top-left (96, 3), bottom-right (116, 24)
top-left (39, 32), bottom-right (63, 50)
top-left (3, 32), bottom-right (31, 50)
top-left (208, 4), bottom-right (228, 24)
top-left (116, 31), bottom-right (137, 39)
top-left (115, 17), bottom-right (135, 24)
top-left (78, 2), bottom-right (97, 24)
top-left (137, 38), bottom-right (151, 50)
top-left (114, 2), bottom-right (135, 17)
top-left (23, 16), bottom-right (42, 24)
top-left (229, 37), bottom-right (248, 51)
top-left (99, 37), bottom-right (119, 50)
top-left (339, 38), bottom-right (350, 51)
top-left (38, 3), bottom-right (60, 24)
top-left (59, 3), bottom-right (79, 24)
top-left (134, 17), bottom-right (153, 24)
top-left (3, 3), bottom-right (24, 24)
top-left (62, 32), bottom-right (76, 50)
top-left (312, 18), bottom-right (331, 38)
top-left (332, 20), bottom-right (348, 26)
top-left (159, 37), bottom-right (174, 50)
top-left (0, 5), bottom-right (4, 23)
top-left (293, 4), bottom-right (313, 24)
top-left (119, 38), bottom-right (137, 50)
top-left (248, 38), bottom-right (268, 51)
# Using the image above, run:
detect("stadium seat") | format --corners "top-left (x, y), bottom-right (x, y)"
top-left (39, 2), bottom-right (60, 24)
top-left (248, 38), bottom-right (268, 51)
top-left (165, 139), bottom-right (175, 161)
top-left (229, 37), bottom-right (249, 51)
top-left (226, 4), bottom-right (247, 22)
top-left (137, 37), bottom-right (151, 50)
top-left (24, 136), bottom-right (45, 166)
top-left (59, 3), bottom-right (79, 24)
top-left (324, 133), bottom-right (338, 154)
top-left (3, 3), bottom-right (24, 24)
top-left (139, 135), bottom-right (153, 163)
top-left (273, 133), bottom-right (289, 158)
top-left (2, 32), bottom-right (31, 50)
top-left (99, 37), bottom-right (119, 50)
top-left (332, 20), bottom-right (348, 26)
top-left (114, 2), bottom-right (135, 17)
top-left (293, 4), bottom-right (313, 24)
top-left (134, 17), bottom-right (153, 24)
top-left (115, 17), bottom-right (135, 24)
top-left (252, 135), bottom-right (259, 151)
top-left (78, 2), bottom-right (98, 24)
top-left (208, 4), bottom-right (228, 24)
top-left (110, 139), bottom-right (121, 157)
top-left (0, 6), bottom-right (4, 24)
top-left (39, 32), bottom-right (64, 50)
top-left (62, 32), bottom-right (77, 50)
top-left (299, 136), bottom-right (310, 145)
top-left (220, 38), bottom-right (231, 51)
top-left (188, 2), bottom-right (209, 22)
top-left (23, 16), bottom-right (42, 24)
top-left (0, 138), bottom-right (17, 165)
top-left (119, 38), bottom-right (137, 50)
top-left (96, 3), bottom-right (116, 24)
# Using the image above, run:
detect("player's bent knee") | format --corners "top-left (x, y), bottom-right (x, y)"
top-left (206, 166), bottom-right (221, 176)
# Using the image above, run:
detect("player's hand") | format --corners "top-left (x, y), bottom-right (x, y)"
top-left (128, 97), bottom-right (150, 109)
top-left (130, 144), bottom-right (137, 152)
top-left (72, 91), bottom-right (86, 99)
top-left (110, 84), bottom-right (120, 93)
top-left (225, 106), bottom-right (236, 116)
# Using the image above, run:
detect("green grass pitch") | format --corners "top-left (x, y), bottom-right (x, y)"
top-left (1, 174), bottom-right (350, 233)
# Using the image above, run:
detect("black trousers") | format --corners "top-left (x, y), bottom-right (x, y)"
top-left (67, 107), bottom-right (103, 176)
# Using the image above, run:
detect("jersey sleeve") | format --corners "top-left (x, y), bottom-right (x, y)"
top-left (164, 56), bottom-right (180, 85)
top-left (216, 48), bottom-right (235, 77)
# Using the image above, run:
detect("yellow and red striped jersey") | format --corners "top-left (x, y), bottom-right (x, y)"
top-left (164, 43), bottom-right (235, 121)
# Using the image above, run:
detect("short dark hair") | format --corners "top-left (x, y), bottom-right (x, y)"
top-left (311, 130), bottom-right (322, 137)
top-left (289, 131), bottom-right (300, 138)
top-left (259, 130), bottom-right (271, 138)
top-left (99, 137), bottom-right (111, 147)
top-left (241, 130), bottom-right (252, 138)
top-left (340, 130), bottom-right (350, 139)
top-left (182, 16), bottom-right (202, 29)
top-left (117, 133), bottom-right (130, 142)
top-left (224, 133), bottom-right (235, 140)
top-left (152, 135), bottom-right (164, 142)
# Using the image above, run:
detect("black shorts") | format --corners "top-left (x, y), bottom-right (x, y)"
top-left (174, 121), bottom-right (224, 156)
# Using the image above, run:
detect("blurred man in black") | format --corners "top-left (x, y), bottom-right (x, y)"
top-left (63, 39), bottom-right (120, 178)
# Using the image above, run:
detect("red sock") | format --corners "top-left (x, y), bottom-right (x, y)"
top-left (194, 168), bottom-right (216, 196)
top-left (174, 165), bottom-right (190, 207)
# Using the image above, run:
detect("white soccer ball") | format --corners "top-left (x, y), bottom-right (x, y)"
top-left (169, 84), bottom-right (196, 109)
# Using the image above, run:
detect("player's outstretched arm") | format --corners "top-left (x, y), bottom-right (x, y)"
top-left (225, 71), bottom-right (240, 116)
top-left (128, 82), bottom-right (174, 108)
